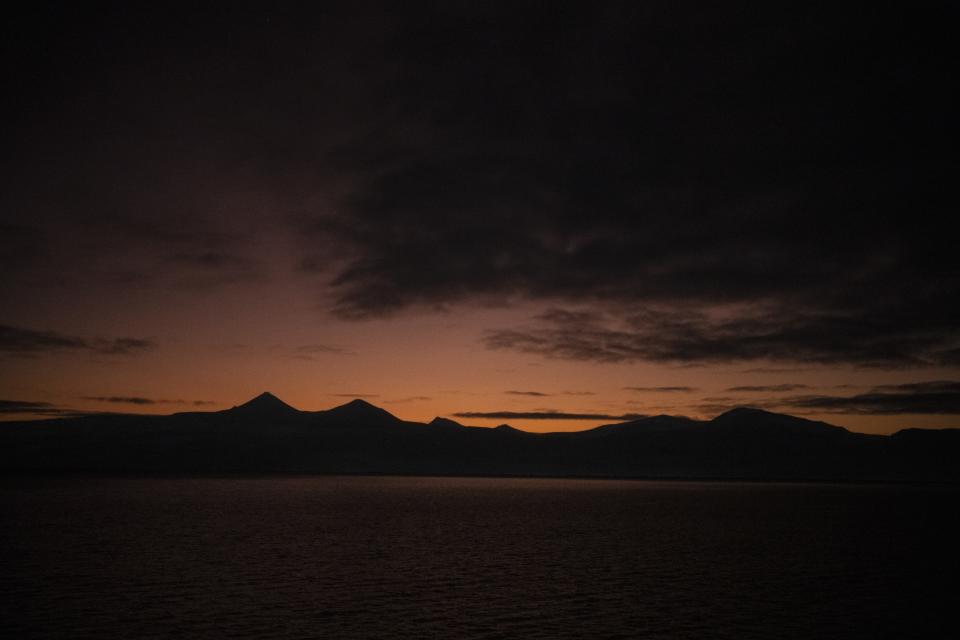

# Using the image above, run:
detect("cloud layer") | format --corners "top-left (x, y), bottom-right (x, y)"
top-left (3, 4), bottom-right (957, 372)
top-left (302, 6), bottom-right (955, 368)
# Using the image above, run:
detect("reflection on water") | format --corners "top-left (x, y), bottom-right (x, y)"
top-left (1, 477), bottom-right (956, 639)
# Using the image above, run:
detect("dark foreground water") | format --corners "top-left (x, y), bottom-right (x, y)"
top-left (1, 477), bottom-right (957, 639)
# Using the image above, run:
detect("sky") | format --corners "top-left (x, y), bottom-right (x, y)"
top-left (2, 2), bottom-right (958, 434)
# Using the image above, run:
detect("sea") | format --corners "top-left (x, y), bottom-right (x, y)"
top-left (1, 476), bottom-right (957, 639)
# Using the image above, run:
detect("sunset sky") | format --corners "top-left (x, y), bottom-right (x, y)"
top-left (2, 2), bottom-right (957, 434)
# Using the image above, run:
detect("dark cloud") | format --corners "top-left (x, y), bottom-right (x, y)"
top-left (83, 396), bottom-right (156, 405)
top-left (310, 7), bottom-right (955, 369)
top-left (0, 325), bottom-right (86, 353)
top-left (100, 338), bottom-right (156, 355)
top-left (284, 5), bottom-right (955, 371)
top-left (295, 344), bottom-right (355, 357)
top-left (1, 193), bottom-right (267, 297)
top-left (454, 410), bottom-right (646, 421)
top-left (624, 386), bottom-right (697, 393)
top-left (0, 325), bottom-right (156, 357)
top-left (562, 391), bottom-right (596, 396)
top-left (167, 250), bottom-right (263, 288)
top-left (505, 390), bottom-right (550, 397)
top-left (329, 393), bottom-right (380, 398)
top-left (81, 396), bottom-right (212, 406)
top-left (871, 381), bottom-right (960, 394)
top-left (726, 384), bottom-right (811, 393)
top-left (0, 400), bottom-right (62, 415)
top-left (778, 381), bottom-right (960, 415)
top-left (169, 251), bottom-right (252, 271)
top-left (298, 344), bottom-right (350, 354)
top-left (484, 305), bottom-right (959, 369)
top-left (693, 381), bottom-right (960, 416)
top-left (0, 399), bottom-right (100, 418)
top-left (6, 396), bottom-right (208, 417)
top-left (383, 396), bottom-right (432, 404)
top-left (3, 4), bottom-right (957, 370)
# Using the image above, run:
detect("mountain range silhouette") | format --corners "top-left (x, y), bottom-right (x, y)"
top-left (2, 393), bottom-right (957, 481)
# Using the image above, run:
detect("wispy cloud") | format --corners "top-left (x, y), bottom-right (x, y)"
top-left (295, 344), bottom-right (356, 357)
top-left (383, 396), bottom-right (432, 404)
top-left (83, 396), bottom-right (157, 405)
top-left (725, 384), bottom-right (810, 392)
top-left (696, 381), bottom-right (960, 416)
top-left (329, 393), bottom-right (380, 398)
top-left (776, 381), bottom-right (960, 415)
top-left (0, 399), bottom-right (100, 418)
top-left (167, 250), bottom-right (263, 288)
top-left (0, 325), bottom-right (156, 357)
top-left (871, 381), bottom-right (959, 394)
top-left (624, 386), bottom-right (698, 393)
top-left (505, 390), bottom-right (550, 397)
top-left (1, 4), bottom-right (953, 377)
top-left (0, 399), bottom-right (63, 415)
top-left (485, 306), bottom-right (959, 369)
top-left (81, 396), bottom-right (214, 406)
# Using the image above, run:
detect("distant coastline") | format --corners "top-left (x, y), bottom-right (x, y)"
top-left (2, 393), bottom-right (958, 483)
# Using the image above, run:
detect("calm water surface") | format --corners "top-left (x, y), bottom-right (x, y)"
top-left (1, 477), bottom-right (957, 639)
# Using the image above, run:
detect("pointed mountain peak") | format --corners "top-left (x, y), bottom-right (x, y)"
top-left (230, 392), bottom-right (299, 415)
